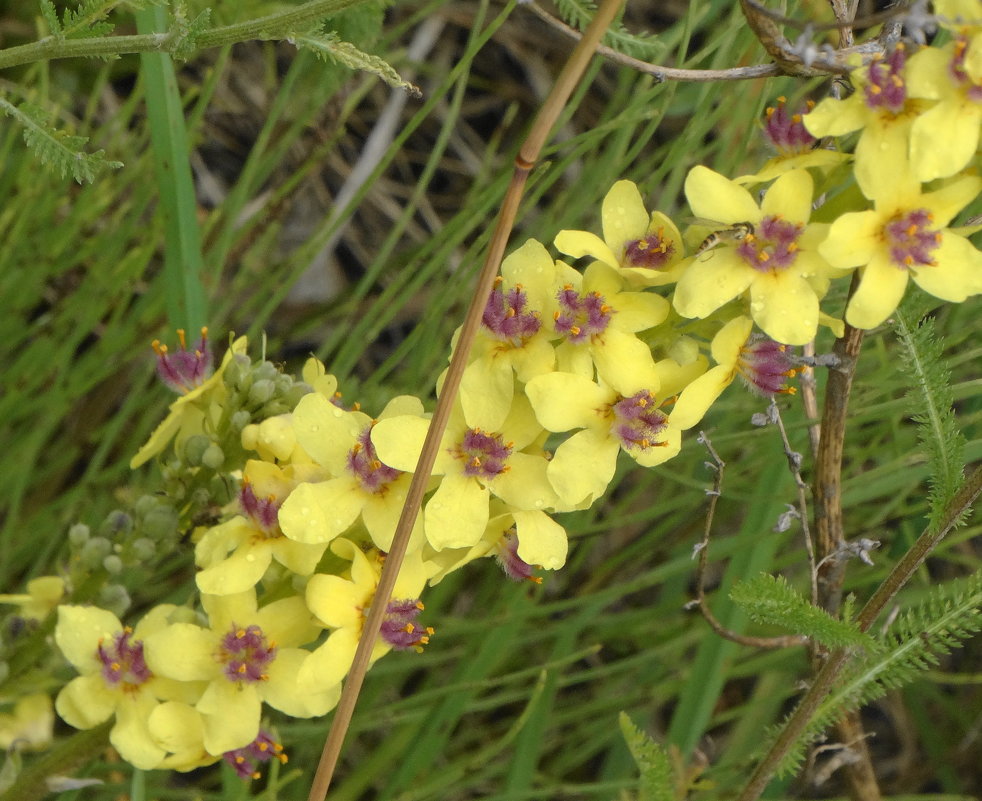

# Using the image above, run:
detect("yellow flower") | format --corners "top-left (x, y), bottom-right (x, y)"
top-left (143, 590), bottom-right (336, 755)
top-left (555, 180), bottom-right (685, 287)
top-left (804, 45), bottom-right (925, 199)
top-left (819, 175), bottom-right (982, 328)
top-left (195, 460), bottom-right (328, 595)
top-left (299, 539), bottom-right (435, 692)
top-left (0, 576), bottom-right (64, 621)
top-left (54, 604), bottom-right (197, 769)
top-left (908, 35), bottom-right (982, 180)
top-left (279, 392), bottom-right (425, 551)
top-left (371, 396), bottom-right (560, 551)
top-left (0, 694), bottom-right (54, 751)
top-left (457, 239), bottom-right (558, 431)
top-left (673, 167), bottom-right (832, 346)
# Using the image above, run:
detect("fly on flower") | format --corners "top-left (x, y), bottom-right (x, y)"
top-left (690, 219), bottom-right (755, 259)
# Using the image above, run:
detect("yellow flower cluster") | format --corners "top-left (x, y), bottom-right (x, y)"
top-left (45, 1), bottom-right (982, 777)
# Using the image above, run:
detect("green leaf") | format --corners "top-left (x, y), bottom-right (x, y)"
top-left (730, 573), bottom-right (874, 649)
top-left (0, 98), bottom-right (122, 183)
top-left (619, 712), bottom-right (674, 801)
top-left (293, 30), bottom-right (421, 96)
top-left (38, 0), bottom-right (62, 36)
top-left (894, 298), bottom-right (967, 530)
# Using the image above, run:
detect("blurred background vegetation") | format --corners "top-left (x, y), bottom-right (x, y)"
top-left (1, 0), bottom-right (981, 798)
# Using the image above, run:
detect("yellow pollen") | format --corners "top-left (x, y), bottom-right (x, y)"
top-left (351, 443), bottom-right (363, 455)
top-left (600, 304), bottom-right (611, 313)
top-left (177, 329), bottom-right (187, 349)
top-left (416, 601), bottom-right (425, 610)
top-left (258, 742), bottom-right (269, 753)
top-left (870, 84), bottom-right (882, 95)
top-left (278, 753), bottom-right (289, 765)
top-left (777, 95), bottom-right (787, 102)
top-left (553, 311), bottom-right (561, 321)
top-left (639, 438), bottom-right (651, 448)
top-left (907, 223), bottom-right (918, 236)
top-left (758, 251), bottom-right (770, 263)
top-left (236, 629), bottom-right (246, 639)
top-left (469, 457), bottom-right (481, 468)
top-left (788, 242), bottom-right (798, 253)
top-left (506, 309), bottom-right (516, 319)
top-left (791, 113), bottom-right (802, 123)
top-left (370, 459), bottom-right (382, 470)
top-left (237, 664), bottom-right (247, 674)
top-left (251, 771), bottom-right (261, 780)
top-left (891, 75), bottom-right (903, 88)
top-left (403, 623), bottom-right (415, 634)
top-left (111, 661), bottom-right (121, 671)
top-left (637, 239), bottom-right (650, 251)
top-left (765, 106), bottom-right (775, 118)
top-left (904, 255), bottom-right (914, 266)
top-left (806, 99), bottom-right (815, 110)
top-left (235, 756), bottom-right (246, 764)
top-left (570, 325), bottom-right (581, 336)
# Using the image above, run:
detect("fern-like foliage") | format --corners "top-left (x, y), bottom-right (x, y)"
top-left (730, 573), bottom-right (876, 650)
top-left (771, 572), bottom-right (982, 777)
top-left (293, 29), bottom-right (421, 96)
top-left (619, 712), bottom-right (675, 801)
top-left (894, 295), bottom-right (967, 531)
top-left (0, 97), bottom-right (122, 183)
top-left (39, 0), bottom-right (161, 40)
top-left (554, 0), bottom-right (667, 60)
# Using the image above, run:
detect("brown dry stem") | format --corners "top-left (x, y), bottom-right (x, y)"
top-left (304, 1), bottom-right (626, 798)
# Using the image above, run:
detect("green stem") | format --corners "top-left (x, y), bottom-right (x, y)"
top-left (734, 463), bottom-right (982, 801)
top-left (0, 0), bottom-right (368, 70)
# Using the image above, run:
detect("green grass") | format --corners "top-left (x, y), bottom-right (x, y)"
top-left (2, 1), bottom-right (982, 800)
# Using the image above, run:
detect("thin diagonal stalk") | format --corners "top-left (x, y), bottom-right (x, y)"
top-left (735, 462), bottom-right (982, 801)
top-left (304, 1), bottom-right (626, 799)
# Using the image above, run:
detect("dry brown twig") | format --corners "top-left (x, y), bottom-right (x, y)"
top-left (304, 0), bottom-right (627, 798)
top-left (690, 431), bottom-right (808, 650)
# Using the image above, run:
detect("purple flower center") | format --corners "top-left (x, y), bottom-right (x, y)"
top-left (152, 327), bottom-right (213, 394)
top-left (482, 280), bottom-right (541, 345)
top-left (950, 38), bottom-right (982, 102)
top-left (96, 628), bottom-right (152, 689)
top-left (239, 480), bottom-right (280, 535)
top-left (883, 208), bottom-right (940, 270)
top-left (380, 598), bottom-right (433, 651)
top-left (623, 230), bottom-right (675, 270)
top-left (737, 336), bottom-right (801, 397)
top-left (864, 45), bottom-right (907, 114)
top-left (736, 216), bottom-right (803, 273)
top-left (348, 427), bottom-right (400, 494)
top-left (223, 730), bottom-right (288, 780)
top-left (553, 285), bottom-right (612, 343)
top-left (453, 428), bottom-right (512, 481)
top-left (218, 624), bottom-right (277, 684)
top-left (610, 390), bottom-right (668, 452)
top-left (495, 530), bottom-right (541, 584)
top-left (763, 97), bottom-right (816, 155)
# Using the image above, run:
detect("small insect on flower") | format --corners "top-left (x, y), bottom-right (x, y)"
top-left (692, 220), bottom-right (755, 259)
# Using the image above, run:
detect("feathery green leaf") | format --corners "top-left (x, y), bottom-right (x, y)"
top-left (730, 573), bottom-right (875, 649)
top-left (619, 712), bottom-right (674, 801)
top-left (0, 97), bottom-right (122, 183)
top-left (293, 29), bottom-right (421, 96)
top-left (771, 573), bottom-right (982, 776)
top-left (894, 297), bottom-right (967, 530)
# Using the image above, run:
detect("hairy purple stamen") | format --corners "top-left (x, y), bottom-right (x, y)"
top-left (553, 285), bottom-right (612, 343)
top-left (152, 328), bottom-right (213, 394)
top-left (219, 624), bottom-right (276, 684)
top-left (348, 427), bottom-right (400, 494)
top-left (96, 627), bottom-right (152, 689)
top-left (736, 216), bottom-right (803, 273)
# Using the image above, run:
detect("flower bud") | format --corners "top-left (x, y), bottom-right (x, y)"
top-left (248, 379), bottom-right (276, 406)
top-left (131, 538), bottom-right (156, 561)
top-left (182, 434), bottom-right (212, 466)
top-left (142, 506), bottom-right (178, 541)
top-left (79, 537), bottom-right (112, 568)
top-left (103, 555), bottom-right (123, 575)
top-left (224, 352), bottom-right (253, 392)
top-left (253, 361), bottom-right (278, 383)
top-left (67, 523), bottom-right (90, 547)
top-left (202, 443), bottom-right (225, 470)
top-left (230, 410), bottom-right (252, 433)
top-left (98, 584), bottom-right (131, 617)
